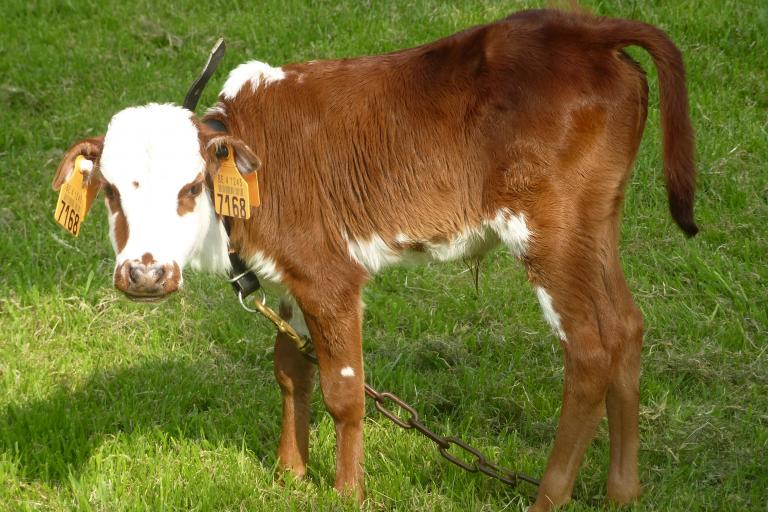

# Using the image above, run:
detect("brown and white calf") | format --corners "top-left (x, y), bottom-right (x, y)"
top-left (52, 9), bottom-right (697, 510)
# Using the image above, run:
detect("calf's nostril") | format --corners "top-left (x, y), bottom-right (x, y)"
top-left (128, 265), bottom-right (142, 284)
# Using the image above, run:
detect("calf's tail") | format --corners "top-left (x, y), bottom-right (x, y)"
top-left (601, 18), bottom-right (698, 236)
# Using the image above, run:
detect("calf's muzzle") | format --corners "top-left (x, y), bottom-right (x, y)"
top-left (114, 256), bottom-right (180, 300)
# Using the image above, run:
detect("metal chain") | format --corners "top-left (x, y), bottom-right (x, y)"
top-left (363, 384), bottom-right (540, 488)
top-left (238, 291), bottom-right (540, 490)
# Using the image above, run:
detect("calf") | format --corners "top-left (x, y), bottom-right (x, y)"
top-left (52, 9), bottom-right (696, 510)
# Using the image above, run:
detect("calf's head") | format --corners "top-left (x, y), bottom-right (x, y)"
top-left (52, 103), bottom-right (259, 301)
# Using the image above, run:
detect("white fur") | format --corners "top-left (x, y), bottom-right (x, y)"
top-left (188, 220), bottom-right (231, 276)
top-left (535, 286), bottom-right (567, 341)
top-left (393, 233), bottom-right (409, 244)
top-left (80, 159), bottom-right (94, 172)
top-left (221, 60), bottom-right (285, 100)
top-left (344, 208), bottom-right (531, 274)
top-left (343, 232), bottom-right (401, 274)
top-left (340, 367), bottom-right (355, 378)
top-left (395, 229), bottom-right (490, 266)
top-left (100, 104), bottom-right (212, 278)
top-left (487, 208), bottom-right (531, 258)
top-left (107, 211), bottom-right (120, 257)
top-left (247, 251), bottom-right (284, 285)
top-left (426, 228), bottom-right (489, 262)
top-left (59, 157), bottom-right (95, 185)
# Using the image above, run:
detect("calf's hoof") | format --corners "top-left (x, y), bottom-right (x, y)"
top-left (607, 479), bottom-right (641, 505)
top-left (335, 481), bottom-right (365, 505)
top-left (276, 458), bottom-right (308, 481)
top-left (527, 491), bottom-right (571, 512)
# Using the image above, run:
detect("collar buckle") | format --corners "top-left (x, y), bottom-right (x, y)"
top-left (228, 252), bottom-right (261, 299)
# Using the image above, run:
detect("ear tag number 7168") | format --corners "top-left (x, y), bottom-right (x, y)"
top-left (54, 155), bottom-right (98, 236)
top-left (213, 144), bottom-right (259, 219)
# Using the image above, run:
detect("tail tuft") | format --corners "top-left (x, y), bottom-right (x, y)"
top-left (669, 194), bottom-right (699, 237)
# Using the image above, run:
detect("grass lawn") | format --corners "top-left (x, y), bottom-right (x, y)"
top-left (1, 0), bottom-right (766, 510)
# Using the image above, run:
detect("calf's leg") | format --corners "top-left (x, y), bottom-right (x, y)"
top-left (603, 252), bottom-right (643, 504)
top-left (274, 301), bottom-right (316, 477)
top-left (302, 299), bottom-right (366, 501)
top-left (531, 317), bottom-right (611, 511)
top-left (526, 252), bottom-right (616, 511)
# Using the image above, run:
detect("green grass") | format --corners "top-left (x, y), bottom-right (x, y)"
top-left (1, 0), bottom-right (766, 510)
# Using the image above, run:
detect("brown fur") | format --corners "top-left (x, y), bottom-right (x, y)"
top-left (200, 10), bottom-right (696, 509)
top-left (52, 136), bottom-right (104, 190)
top-left (104, 185), bottom-right (129, 253)
top-left (176, 173), bottom-right (205, 216)
top-left (274, 301), bottom-right (316, 478)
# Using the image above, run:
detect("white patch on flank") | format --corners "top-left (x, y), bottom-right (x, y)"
top-left (221, 60), bottom-right (285, 100)
top-left (345, 227), bottom-right (492, 274)
top-left (424, 228), bottom-right (489, 262)
top-left (343, 208), bottom-right (532, 275)
top-left (247, 251), bottom-right (284, 285)
top-left (487, 208), bottom-right (531, 258)
top-left (343, 232), bottom-right (401, 274)
top-left (340, 366), bottom-right (355, 378)
top-left (394, 233), bottom-right (410, 244)
top-left (535, 286), bottom-right (567, 341)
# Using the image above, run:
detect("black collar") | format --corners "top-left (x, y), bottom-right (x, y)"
top-left (222, 216), bottom-right (262, 299)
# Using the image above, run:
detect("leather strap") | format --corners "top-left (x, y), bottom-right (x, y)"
top-left (228, 252), bottom-right (262, 298)
top-left (222, 216), bottom-right (261, 299)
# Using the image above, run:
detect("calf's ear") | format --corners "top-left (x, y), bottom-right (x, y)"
top-left (52, 136), bottom-right (105, 190)
top-left (202, 134), bottom-right (261, 177)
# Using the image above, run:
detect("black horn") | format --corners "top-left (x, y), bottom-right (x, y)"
top-left (183, 38), bottom-right (226, 112)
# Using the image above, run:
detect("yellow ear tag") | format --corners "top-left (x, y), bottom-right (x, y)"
top-left (213, 144), bottom-right (259, 218)
top-left (244, 170), bottom-right (261, 208)
top-left (54, 155), bottom-right (99, 236)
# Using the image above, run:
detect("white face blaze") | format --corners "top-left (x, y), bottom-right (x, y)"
top-left (99, 103), bottom-right (221, 287)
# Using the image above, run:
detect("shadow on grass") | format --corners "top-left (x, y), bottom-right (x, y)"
top-left (0, 351), bottom-right (547, 502)
top-left (0, 359), bottom-right (283, 483)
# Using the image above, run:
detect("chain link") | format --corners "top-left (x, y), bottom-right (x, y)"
top-left (240, 293), bottom-right (540, 491)
top-left (364, 384), bottom-right (539, 488)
